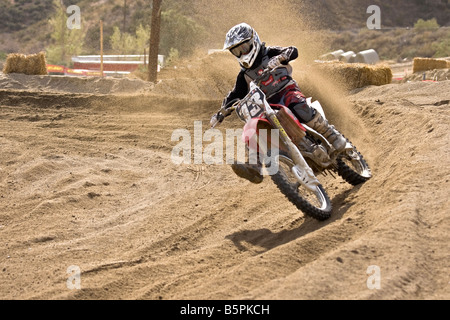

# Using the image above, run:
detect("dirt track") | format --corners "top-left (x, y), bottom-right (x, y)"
top-left (0, 56), bottom-right (449, 300)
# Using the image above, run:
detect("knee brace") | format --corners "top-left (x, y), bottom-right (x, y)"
top-left (289, 100), bottom-right (316, 123)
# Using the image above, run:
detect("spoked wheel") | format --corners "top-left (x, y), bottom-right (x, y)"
top-left (271, 153), bottom-right (332, 221)
top-left (337, 140), bottom-right (372, 186)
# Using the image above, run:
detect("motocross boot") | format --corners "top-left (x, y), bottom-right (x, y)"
top-left (231, 162), bottom-right (263, 184)
top-left (306, 111), bottom-right (347, 152)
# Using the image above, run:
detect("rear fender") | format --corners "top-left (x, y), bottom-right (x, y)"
top-left (306, 98), bottom-right (327, 120)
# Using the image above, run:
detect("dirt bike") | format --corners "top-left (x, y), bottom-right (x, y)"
top-left (211, 68), bottom-right (372, 221)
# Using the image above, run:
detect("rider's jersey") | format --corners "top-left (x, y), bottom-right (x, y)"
top-left (223, 44), bottom-right (299, 108)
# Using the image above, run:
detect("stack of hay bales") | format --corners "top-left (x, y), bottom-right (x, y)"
top-left (319, 49), bottom-right (380, 65)
top-left (312, 61), bottom-right (393, 90)
top-left (319, 50), bottom-right (345, 61)
top-left (413, 58), bottom-right (450, 73)
top-left (2, 52), bottom-right (48, 75)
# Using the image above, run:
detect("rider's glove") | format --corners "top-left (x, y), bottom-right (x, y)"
top-left (267, 54), bottom-right (287, 70)
top-left (210, 113), bottom-right (225, 128)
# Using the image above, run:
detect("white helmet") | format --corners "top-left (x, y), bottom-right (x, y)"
top-left (223, 23), bottom-right (262, 69)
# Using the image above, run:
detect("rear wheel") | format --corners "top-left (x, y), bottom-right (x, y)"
top-left (271, 153), bottom-right (332, 221)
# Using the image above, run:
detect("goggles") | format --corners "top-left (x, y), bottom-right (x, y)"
top-left (230, 40), bottom-right (253, 58)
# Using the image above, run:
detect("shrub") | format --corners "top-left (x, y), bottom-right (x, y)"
top-left (432, 39), bottom-right (450, 58)
top-left (414, 18), bottom-right (440, 31)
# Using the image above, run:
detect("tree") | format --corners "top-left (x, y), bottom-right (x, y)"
top-left (148, 0), bottom-right (162, 83)
top-left (414, 18), bottom-right (440, 31)
top-left (433, 38), bottom-right (450, 58)
top-left (123, 0), bottom-right (128, 33)
top-left (136, 24), bottom-right (150, 55)
top-left (127, 1), bottom-right (204, 59)
top-left (110, 24), bottom-right (149, 55)
top-left (46, 0), bottom-right (85, 66)
top-left (160, 9), bottom-right (204, 57)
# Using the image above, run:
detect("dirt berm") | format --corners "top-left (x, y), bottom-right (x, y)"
top-left (0, 53), bottom-right (449, 300)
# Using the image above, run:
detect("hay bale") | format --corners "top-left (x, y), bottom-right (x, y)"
top-left (413, 58), bottom-right (449, 73)
top-left (319, 50), bottom-right (345, 61)
top-left (2, 52), bottom-right (48, 75)
top-left (401, 68), bottom-right (450, 82)
top-left (354, 49), bottom-right (380, 65)
top-left (312, 61), bottom-right (393, 90)
top-left (339, 51), bottom-right (356, 63)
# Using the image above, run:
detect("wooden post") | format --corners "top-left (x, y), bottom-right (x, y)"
top-left (100, 20), bottom-right (104, 77)
top-left (144, 48), bottom-right (147, 67)
top-left (148, 0), bottom-right (162, 83)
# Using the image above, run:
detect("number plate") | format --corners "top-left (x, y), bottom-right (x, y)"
top-left (236, 88), bottom-right (265, 122)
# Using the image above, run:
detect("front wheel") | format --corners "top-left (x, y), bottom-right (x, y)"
top-left (337, 139), bottom-right (372, 186)
top-left (271, 153), bottom-right (332, 221)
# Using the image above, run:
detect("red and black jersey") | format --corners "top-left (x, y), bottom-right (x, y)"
top-left (223, 44), bottom-right (299, 109)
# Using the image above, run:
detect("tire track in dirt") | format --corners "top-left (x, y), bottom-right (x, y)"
top-left (0, 91), bottom-right (361, 300)
top-left (1, 67), bottom-right (448, 300)
top-left (16, 94), bottom-right (368, 300)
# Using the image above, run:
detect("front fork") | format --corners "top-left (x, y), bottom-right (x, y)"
top-left (265, 104), bottom-right (320, 192)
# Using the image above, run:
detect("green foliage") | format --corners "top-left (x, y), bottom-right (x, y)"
top-left (127, 5), bottom-right (205, 58)
top-left (110, 26), bottom-right (124, 53)
top-left (165, 48), bottom-right (180, 67)
top-left (414, 18), bottom-right (440, 31)
top-left (432, 38), bottom-right (450, 58)
top-left (110, 24), bottom-right (150, 55)
top-left (135, 24), bottom-right (150, 55)
top-left (46, 0), bottom-right (85, 66)
top-left (160, 9), bottom-right (204, 57)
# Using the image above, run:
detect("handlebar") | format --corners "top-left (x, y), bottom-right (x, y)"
top-left (211, 99), bottom-right (239, 128)
top-left (211, 66), bottom-right (279, 128)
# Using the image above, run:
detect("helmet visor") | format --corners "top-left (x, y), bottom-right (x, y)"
top-left (230, 40), bottom-right (253, 58)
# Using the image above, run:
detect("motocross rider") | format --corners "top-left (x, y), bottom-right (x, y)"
top-left (211, 23), bottom-right (347, 184)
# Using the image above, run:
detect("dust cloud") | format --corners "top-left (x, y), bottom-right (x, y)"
top-left (173, 0), bottom-right (360, 140)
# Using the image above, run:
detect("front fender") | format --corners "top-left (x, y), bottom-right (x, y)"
top-left (242, 118), bottom-right (284, 153)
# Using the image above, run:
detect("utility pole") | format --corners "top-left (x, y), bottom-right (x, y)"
top-left (100, 20), bottom-right (104, 77)
top-left (148, 0), bottom-right (162, 83)
top-left (60, 0), bottom-right (66, 65)
top-left (123, 0), bottom-right (127, 33)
